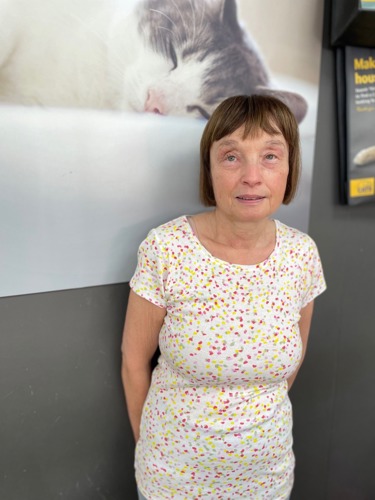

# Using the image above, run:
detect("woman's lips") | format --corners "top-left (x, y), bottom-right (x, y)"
top-left (236, 195), bottom-right (265, 201)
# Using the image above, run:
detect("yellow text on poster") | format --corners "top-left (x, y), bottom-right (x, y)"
top-left (350, 178), bottom-right (375, 197)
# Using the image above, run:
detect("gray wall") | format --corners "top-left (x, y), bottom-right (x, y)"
top-left (290, 0), bottom-right (375, 498)
top-left (1, 1), bottom-right (375, 498)
top-left (0, 284), bottom-right (135, 500)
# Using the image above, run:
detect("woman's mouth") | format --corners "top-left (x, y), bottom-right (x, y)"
top-left (236, 195), bottom-right (265, 201)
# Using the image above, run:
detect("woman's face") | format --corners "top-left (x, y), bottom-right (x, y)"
top-left (209, 125), bottom-right (289, 224)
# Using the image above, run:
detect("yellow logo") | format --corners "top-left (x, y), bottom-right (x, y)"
top-left (350, 178), bottom-right (375, 197)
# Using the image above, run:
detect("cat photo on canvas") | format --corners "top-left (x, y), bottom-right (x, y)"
top-left (0, 0), bottom-right (308, 122)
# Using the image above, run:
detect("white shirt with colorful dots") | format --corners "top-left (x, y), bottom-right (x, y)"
top-left (130, 216), bottom-right (326, 499)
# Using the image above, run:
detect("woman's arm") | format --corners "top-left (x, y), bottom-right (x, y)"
top-left (287, 300), bottom-right (315, 390)
top-left (121, 290), bottom-right (166, 442)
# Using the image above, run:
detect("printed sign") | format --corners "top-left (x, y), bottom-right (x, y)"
top-left (361, 0), bottom-right (375, 10)
top-left (337, 46), bottom-right (375, 205)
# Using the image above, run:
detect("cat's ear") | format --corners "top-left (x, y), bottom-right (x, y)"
top-left (256, 86), bottom-right (308, 124)
top-left (221, 0), bottom-right (243, 40)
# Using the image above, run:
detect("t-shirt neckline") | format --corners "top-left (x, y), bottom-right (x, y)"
top-left (183, 215), bottom-right (280, 269)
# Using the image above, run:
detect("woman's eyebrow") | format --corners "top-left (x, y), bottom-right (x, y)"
top-left (265, 139), bottom-right (286, 148)
top-left (215, 137), bottom-right (286, 149)
top-left (216, 139), bottom-right (238, 148)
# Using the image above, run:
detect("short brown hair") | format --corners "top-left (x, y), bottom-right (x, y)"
top-left (199, 94), bottom-right (301, 206)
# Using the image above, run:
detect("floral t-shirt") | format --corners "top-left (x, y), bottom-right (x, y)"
top-left (130, 216), bottom-right (326, 499)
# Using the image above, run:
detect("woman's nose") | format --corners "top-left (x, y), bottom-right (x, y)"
top-left (241, 161), bottom-right (262, 184)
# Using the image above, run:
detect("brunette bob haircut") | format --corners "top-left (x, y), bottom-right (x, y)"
top-left (199, 94), bottom-right (301, 206)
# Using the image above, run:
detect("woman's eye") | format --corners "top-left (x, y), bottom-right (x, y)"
top-left (226, 154), bottom-right (236, 162)
top-left (265, 153), bottom-right (277, 160)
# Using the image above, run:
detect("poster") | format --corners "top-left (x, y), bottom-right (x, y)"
top-left (361, 0), bottom-right (375, 10)
top-left (337, 46), bottom-right (375, 205)
top-left (0, 0), bottom-right (323, 297)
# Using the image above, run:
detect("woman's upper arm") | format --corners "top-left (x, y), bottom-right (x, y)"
top-left (122, 289), bottom-right (166, 367)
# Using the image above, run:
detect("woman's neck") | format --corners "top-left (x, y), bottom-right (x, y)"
top-left (209, 209), bottom-right (274, 250)
top-left (190, 210), bottom-right (277, 265)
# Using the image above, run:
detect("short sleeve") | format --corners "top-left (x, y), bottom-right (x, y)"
top-left (301, 237), bottom-right (327, 308)
top-left (129, 229), bottom-right (167, 308)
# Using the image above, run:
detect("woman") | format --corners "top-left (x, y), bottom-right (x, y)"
top-left (121, 95), bottom-right (326, 499)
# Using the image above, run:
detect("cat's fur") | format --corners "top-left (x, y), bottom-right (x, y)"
top-left (0, 0), bottom-right (307, 121)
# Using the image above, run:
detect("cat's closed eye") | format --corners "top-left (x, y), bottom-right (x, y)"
top-left (169, 42), bottom-right (178, 70)
top-left (187, 105), bottom-right (210, 120)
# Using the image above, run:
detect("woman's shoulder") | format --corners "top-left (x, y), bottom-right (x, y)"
top-left (143, 215), bottom-right (193, 248)
top-left (152, 215), bottom-right (190, 235)
top-left (275, 219), bottom-right (318, 251)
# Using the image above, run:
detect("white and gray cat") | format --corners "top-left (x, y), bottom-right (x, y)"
top-left (0, 0), bottom-right (307, 122)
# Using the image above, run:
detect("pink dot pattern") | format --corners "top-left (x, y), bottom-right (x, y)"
top-left (130, 216), bottom-right (326, 499)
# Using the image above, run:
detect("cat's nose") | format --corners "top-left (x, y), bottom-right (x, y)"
top-left (144, 89), bottom-right (165, 115)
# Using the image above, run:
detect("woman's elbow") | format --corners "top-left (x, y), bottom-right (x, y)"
top-left (121, 351), bottom-right (152, 383)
